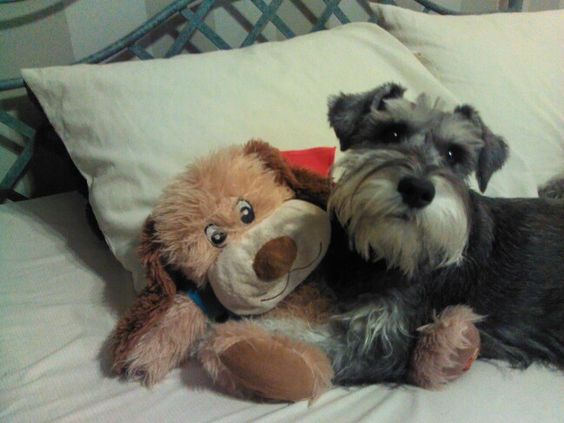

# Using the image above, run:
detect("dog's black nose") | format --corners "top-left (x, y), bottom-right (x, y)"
top-left (397, 177), bottom-right (435, 209)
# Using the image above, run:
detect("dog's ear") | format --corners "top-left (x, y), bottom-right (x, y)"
top-left (328, 83), bottom-right (406, 151)
top-left (455, 105), bottom-right (509, 192)
top-left (139, 217), bottom-right (177, 296)
top-left (244, 139), bottom-right (331, 208)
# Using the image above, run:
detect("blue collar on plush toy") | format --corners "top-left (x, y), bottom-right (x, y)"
top-left (186, 289), bottom-right (207, 314)
top-left (165, 264), bottom-right (231, 322)
top-left (183, 285), bottom-right (232, 322)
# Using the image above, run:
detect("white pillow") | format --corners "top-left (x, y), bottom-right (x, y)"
top-left (22, 23), bottom-right (536, 290)
top-left (372, 5), bottom-right (564, 188)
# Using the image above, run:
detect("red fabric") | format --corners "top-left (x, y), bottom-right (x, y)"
top-left (281, 147), bottom-right (336, 177)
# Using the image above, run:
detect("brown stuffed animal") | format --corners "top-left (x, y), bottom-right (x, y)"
top-left (111, 140), bottom-right (336, 401)
top-left (110, 140), bottom-right (480, 402)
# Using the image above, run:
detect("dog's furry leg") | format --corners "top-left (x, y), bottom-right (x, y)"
top-left (111, 292), bottom-right (206, 385)
top-left (409, 305), bottom-right (482, 389)
top-left (322, 294), bottom-right (419, 385)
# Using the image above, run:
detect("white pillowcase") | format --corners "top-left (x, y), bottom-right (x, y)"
top-left (373, 4), bottom-right (564, 187)
top-left (22, 23), bottom-right (536, 290)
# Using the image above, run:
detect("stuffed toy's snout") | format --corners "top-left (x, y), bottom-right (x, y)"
top-left (208, 199), bottom-right (331, 315)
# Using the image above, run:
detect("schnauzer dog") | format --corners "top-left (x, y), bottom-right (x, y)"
top-left (317, 83), bottom-right (563, 387)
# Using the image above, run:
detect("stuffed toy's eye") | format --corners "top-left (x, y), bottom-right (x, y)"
top-left (445, 144), bottom-right (465, 166)
top-left (205, 224), bottom-right (227, 247)
top-left (237, 199), bottom-right (255, 224)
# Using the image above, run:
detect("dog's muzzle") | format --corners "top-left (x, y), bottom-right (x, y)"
top-left (207, 199), bottom-right (331, 315)
top-left (330, 148), bottom-right (470, 276)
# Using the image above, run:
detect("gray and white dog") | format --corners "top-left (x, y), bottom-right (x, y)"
top-left (317, 83), bottom-right (564, 386)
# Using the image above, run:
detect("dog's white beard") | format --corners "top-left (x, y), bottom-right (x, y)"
top-left (330, 169), bottom-right (468, 278)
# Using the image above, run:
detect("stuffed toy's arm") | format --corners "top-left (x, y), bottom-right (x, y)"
top-left (111, 216), bottom-right (208, 385)
top-left (111, 286), bottom-right (207, 385)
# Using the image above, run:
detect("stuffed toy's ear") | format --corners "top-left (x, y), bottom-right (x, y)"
top-left (328, 82), bottom-right (406, 151)
top-left (139, 217), bottom-right (177, 296)
top-left (455, 105), bottom-right (509, 192)
top-left (110, 217), bottom-right (208, 385)
top-left (110, 284), bottom-right (176, 377)
top-left (244, 140), bottom-right (333, 208)
top-left (111, 217), bottom-right (178, 378)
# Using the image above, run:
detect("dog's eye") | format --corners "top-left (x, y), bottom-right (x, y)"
top-left (379, 124), bottom-right (406, 144)
top-left (205, 224), bottom-right (227, 247)
top-left (236, 199), bottom-right (255, 224)
top-left (445, 145), bottom-right (465, 166)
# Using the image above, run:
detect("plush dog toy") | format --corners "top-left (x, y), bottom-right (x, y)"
top-left (110, 140), bottom-right (480, 402)
top-left (111, 140), bottom-right (337, 401)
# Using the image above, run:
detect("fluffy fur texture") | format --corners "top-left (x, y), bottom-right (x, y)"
top-left (198, 320), bottom-right (334, 402)
top-left (111, 140), bottom-right (340, 402)
top-left (263, 282), bottom-right (335, 325)
top-left (539, 172), bottom-right (564, 200)
top-left (111, 138), bottom-right (484, 399)
top-left (111, 284), bottom-right (181, 378)
top-left (153, 145), bottom-right (294, 286)
top-left (411, 305), bottom-right (482, 389)
top-left (121, 295), bottom-right (206, 385)
top-left (322, 82), bottom-right (564, 386)
top-left (330, 149), bottom-right (469, 277)
top-left (206, 199), bottom-right (331, 315)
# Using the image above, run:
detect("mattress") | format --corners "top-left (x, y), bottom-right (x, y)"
top-left (1, 192), bottom-right (562, 423)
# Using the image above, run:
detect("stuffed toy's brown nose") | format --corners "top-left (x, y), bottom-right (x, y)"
top-left (253, 236), bottom-right (297, 281)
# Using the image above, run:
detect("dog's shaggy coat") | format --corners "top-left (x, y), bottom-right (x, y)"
top-left (318, 83), bottom-right (564, 386)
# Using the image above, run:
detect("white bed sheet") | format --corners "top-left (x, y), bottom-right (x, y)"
top-left (1, 192), bottom-right (563, 423)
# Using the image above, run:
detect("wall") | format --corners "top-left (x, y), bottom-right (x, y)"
top-left (1, 0), bottom-right (562, 198)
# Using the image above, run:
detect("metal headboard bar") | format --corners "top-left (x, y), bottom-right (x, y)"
top-left (0, 109), bottom-right (35, 202)
top-left (240, 0), bottom-right (286, 48)
top-left (312, 0), bottom-right (351, 32)
top-left (0, 0), bottom-right (353, 202)
top-left (180, 8), bottom-right (232, 49)
top-left (78, 0), bottom-right (196, 64)
top-left (0, 0), bottom-right (195, 202)
top-left (0, 0), bottom-right (524, 203)
top-left (166, 0), bottom-right (219, 56)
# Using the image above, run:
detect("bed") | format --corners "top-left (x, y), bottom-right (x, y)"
top-left (1, 1), bottom-right (563, 422)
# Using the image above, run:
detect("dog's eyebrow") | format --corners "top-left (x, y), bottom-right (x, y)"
top-left (374, 121), bottom-right (409, 132)
top-left (431, 120), bottom-right (484, 149)
top-left (347, 157), bottom-right (413, 202)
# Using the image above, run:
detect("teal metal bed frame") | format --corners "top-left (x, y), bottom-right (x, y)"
top-left (0, 0), bottom-right (524, 203)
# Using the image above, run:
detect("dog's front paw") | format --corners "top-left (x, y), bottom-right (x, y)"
top-left (112, 294), bottom-right (207, 386)
top-left (409, 305), bottom-right (483, 389)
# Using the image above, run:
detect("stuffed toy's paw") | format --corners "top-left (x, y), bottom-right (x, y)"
top-left (199, 321), bottom-right (334, 402)
top-left (409, 305), bottom-right (482, 389)
top-left (111, 292), bottom-right (206, 386)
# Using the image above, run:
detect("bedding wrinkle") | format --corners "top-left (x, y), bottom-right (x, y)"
top-left (1, 163), bottom-right (564, 423)
top-left (3, 193), bottom-right (134, 314)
